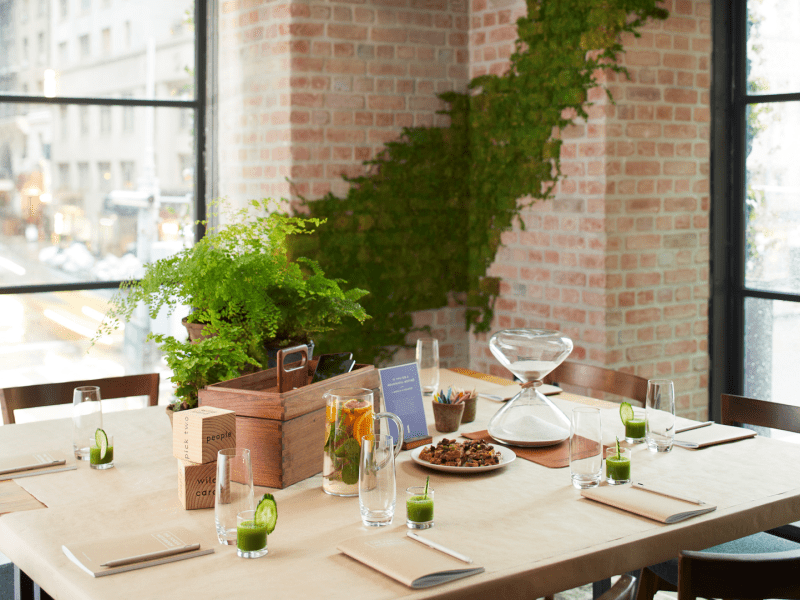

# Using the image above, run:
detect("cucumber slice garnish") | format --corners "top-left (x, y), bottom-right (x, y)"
top-left (619, 402), bottom-right (634, 425)
top-left (95, 428), bottom-right (109, 460)
top-left (255, 493), bottom-right (278, 534)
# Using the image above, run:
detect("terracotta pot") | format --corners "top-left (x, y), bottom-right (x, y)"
top-left (460, 394), bottom-right (477, 424)
top-left (182, 317), bottom-right (213, 342)
top-left (432, 401), bottom-right (464, 433)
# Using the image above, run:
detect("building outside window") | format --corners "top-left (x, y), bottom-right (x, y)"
top-left (0, 0), bottom-right (201, 400)
top-left (100, 106), bottom-right (111, 135)
top-left (79, 34), bottom-right (90, 59)
top-left (79, 106), bottom-right (89, 136)
top-left (37, 32), bottom-right (44, 65)
top-left (77, 162), bottom-right (90, 190)
top-left (120, 161), bottom-right (135, 189)
top-left (98, 162), bottom-right (112, 192)
top-left (102, 28), bottom-right (111, 55)
top-left (58, 163), bottom-right (70, 191)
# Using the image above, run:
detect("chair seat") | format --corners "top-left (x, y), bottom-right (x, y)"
top-left (647, 532), bottom-right (800, 586)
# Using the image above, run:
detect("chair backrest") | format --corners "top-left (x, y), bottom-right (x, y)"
top-left (543, 361), bottom-right (648, 406)
top-left (721, 393), bottom-right (800, 434)
top-left (0, 374), bottom-right (160, 425)
top-left (597, 574), bottom-right (637, 600)
top-left (678, 547), bottom-right (800, 600)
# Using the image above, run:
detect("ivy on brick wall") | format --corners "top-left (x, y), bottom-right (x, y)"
top-left (292, 0), bottom-right (668, 365)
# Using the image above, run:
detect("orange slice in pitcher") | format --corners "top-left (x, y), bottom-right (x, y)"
top-left (352, 411), bottom-right (373, 445)
top-left (326, 404), bottom-right (337, 423)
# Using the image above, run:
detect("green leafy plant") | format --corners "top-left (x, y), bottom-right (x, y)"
top-left (95, 198), bottom-right (369, 409)
top-left (294, 0), bottom-right (668, 365)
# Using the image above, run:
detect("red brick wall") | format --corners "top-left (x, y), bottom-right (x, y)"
top-left (216, 0), bottom-right (713, 414)
top-left (469, 0), bottom-right (712, 419)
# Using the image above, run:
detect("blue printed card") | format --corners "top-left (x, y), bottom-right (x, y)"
top-left (378, 363), bottom-right (429, 444)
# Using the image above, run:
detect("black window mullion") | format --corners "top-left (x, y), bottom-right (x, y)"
top-left (0, 94), bottom-right (196, 109)
top-left (0, 7), bottom-right (207, 294)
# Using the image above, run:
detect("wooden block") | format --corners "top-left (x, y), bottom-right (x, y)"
top-left (177, 459), bottom-right (216, 510)
top-left (402, 436), bottom-right (433, 451)
top-left (172, 406), bottom-right (236, 464)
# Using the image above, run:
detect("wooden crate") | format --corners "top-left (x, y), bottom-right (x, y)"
top-left (198, 361), bottom-right (381, 489)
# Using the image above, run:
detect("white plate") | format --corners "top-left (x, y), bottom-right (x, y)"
top-left (409, 444), bottom-right (516, 473)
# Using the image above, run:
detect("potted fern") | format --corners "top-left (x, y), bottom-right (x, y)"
top-left (95, 198), bottom-right (369, 414)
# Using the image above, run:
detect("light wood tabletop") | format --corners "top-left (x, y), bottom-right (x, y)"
top-left (1, 369), bottom-right (800, 599)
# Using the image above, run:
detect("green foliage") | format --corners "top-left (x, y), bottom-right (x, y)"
top-left (95, 198), bottom-right (369, 409)
top-left (296, 0), bottom-right (667, 364)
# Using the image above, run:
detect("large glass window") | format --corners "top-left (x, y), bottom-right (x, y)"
top-left (712, 0), bottom-right (800, 415)
top-left (0, 0), bottom-right (205, 403)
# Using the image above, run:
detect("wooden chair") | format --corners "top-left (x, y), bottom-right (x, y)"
top-left (0, 374), bottom-right (160, 425)
top-left (543, 361), bottom-right (648, 407)
top-left (636, 393), bottom-right (800, 600)
top-left (598, 574), bottom-right (637, 600)
top-left (678, 547), bottom-right (800, 600)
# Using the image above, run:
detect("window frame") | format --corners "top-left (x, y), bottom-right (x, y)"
top-left (710, 0), bottom-right (800, 418)
top-left (0, 0), bottom-right (208, 296)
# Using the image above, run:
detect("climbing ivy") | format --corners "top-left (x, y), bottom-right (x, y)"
top-left (292, 0), bottom-right (668, 365)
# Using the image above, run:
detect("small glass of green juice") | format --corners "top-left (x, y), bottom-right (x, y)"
top-left (237, 510), bottom-right (268, 558)
top-left (89, 435), bottom-right (114, 470)
top-left (406, 486), bottom-right (434, 529)
top-left (605, 446), bottom-right (631, 485)
top-left (625, 409), bottom-right (647, 444)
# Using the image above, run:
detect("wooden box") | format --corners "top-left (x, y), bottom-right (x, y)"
top-left (177, 459), bottom-right (217, 510)
top-left (172, 406), bottom-right (236, 464)
top-left (198, 361), bottom-right (380, 489)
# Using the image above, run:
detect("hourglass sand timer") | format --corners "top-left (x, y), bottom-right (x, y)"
top-left (487, 329), bottom-right (574, 446)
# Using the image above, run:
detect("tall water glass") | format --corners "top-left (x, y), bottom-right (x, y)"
top-left (416, 338), bottom-right (439, 395)
top-left (569, 407), bottom-right (602, 489)
top-left (215, 448), bottom-right (254, 545)
top-left (72, 386), bottom-right (103, 461)
top-left (646, 379), bottom-right (675, 452)
top-left (359, 434), bottom-right (396, 527)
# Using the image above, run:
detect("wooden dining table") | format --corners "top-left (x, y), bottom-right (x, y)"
top-left (2, 368), bottom-right (800, 600)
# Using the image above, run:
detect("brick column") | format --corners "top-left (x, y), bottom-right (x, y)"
top-left (469, 0), bottom-right (711, 419)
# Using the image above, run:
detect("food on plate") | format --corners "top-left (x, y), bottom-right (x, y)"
top-left (418, 438), bottom-right (501, 467)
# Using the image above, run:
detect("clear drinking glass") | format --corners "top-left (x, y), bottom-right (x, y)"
top-left (416, 338), bottom-right (440, 395)
top-left (215, 449), bottom-right (254, 545)
top-left (236, 509), bottom-right (268, 559)
top-left (406, 486), bottom-right (434, 529)
top-left (625, 407), bottom-right (647, 444)
top-left (646, 380), bottom-right (676, 452)
top-left (569, 407), bottom-right (602, 489)
top-left (605, 446), bottom-right (631, 485)
top-left (72, 386), bottom-right (103, 461)
top-left (89, 435), bottom-right (114, 470)
top-left (358, 434), bottom-right (396, 527)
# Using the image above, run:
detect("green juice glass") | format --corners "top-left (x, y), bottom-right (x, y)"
top-left (605, 447), bottom-right (631, 485)
top-left (406, 486), bottom-right (434, 529)
top-left (237, 510), bottom-right (268, 558)
top-left (89, 436), bottom-right (114, 470)
top-left (625, 409), bottom-right (646, 444)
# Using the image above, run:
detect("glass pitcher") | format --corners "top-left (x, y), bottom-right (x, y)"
top-left (322, 388), bottom-right (404, 497)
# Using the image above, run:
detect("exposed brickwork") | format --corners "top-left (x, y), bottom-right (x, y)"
top-left (217, 0), bottom-right (712, 411)
top-left (469, 0), bottom-right (711, 419)
top-left (217, 0), bottom-right (469, 203)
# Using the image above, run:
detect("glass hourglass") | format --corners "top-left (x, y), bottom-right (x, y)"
top-left (487, 329), bottom-right (574, 446)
